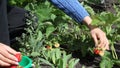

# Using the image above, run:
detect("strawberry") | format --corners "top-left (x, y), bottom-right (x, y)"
top-left (93, 47), bottom-right (105, 56)
top-left (94, 48), bottom-right (100, 55)
top-left (99, 50), bottom-right (104, 56)
top-left (54, 42), bottom-right (60, 48)
top-left (15, 53), bottom-right (22, 62)
top-left (45, 45), bottom-right (52, 50)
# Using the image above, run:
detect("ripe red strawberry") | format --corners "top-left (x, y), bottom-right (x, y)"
top-left (5, 65), bottom-right (17, 68)
top-left (15, 53), bottom-right (22, 62)
top-left (93, 47), bottom-right (105, 56)
top-left (10, 65), bottom-right (17, 68)
top-left (94, 48), bottom-right (100, 55)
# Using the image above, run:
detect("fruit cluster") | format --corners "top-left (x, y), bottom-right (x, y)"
top-left (93, 47), bottom-right (105, 56)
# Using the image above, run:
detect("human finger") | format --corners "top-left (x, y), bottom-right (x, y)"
top-left (98, 38), bottom-right (105, 48)
top-left (0, 43), bottom-right (18, 61)
top-left (91, 33), bottom-right (98, 47)
top-left (3, 44), bottom-right (18, 55)
top-left (0, 54), bottom-right (19, 66)
top-left (97, 31), bottom-right (106, 47)
top-left (104, 38), bottom-right (109, 50)
top-left (0, 60), bottom-right (10, 67)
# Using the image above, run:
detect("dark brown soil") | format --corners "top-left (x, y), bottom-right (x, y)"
top-left (73, 42), bottom-right (120, 68)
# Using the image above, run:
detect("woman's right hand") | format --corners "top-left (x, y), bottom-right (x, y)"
top-left (0, 43), bottom-right (19, 67)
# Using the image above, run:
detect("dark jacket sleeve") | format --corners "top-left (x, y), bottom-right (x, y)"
top-left (0, 0), bottom-right (10, 45)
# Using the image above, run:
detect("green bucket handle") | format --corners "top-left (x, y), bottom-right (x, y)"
top-left (19, 56), bottom-right (32, 68)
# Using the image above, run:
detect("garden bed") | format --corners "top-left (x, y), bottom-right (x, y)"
top-left (39, 50), bottom-right (120, 68)
top-left (9, 0), bottom-right (120, 68)
top-left (84, 0), bottom-right (120, 13)
top-left (73, 51), bottom-right (120, 68)
top-left (40, 64), bottom-right (52, 68)
top-left (114, 41), bottom-right (120, 58)
top-left (60, 43), bottom-right (120, 68)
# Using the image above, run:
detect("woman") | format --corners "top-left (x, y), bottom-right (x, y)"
top-left (0, 0), bottom-right (109, 67)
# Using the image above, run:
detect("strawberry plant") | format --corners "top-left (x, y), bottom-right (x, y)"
top-left (39, 48), bottom-right (79, 68)
top-left (90, 9), bottom-right (120, 68)
top-left (9, 0), bottom-right (120, 68)
top-left (98, 51), bottom-right (120, 68)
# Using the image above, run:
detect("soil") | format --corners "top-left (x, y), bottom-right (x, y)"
top-left (40, 64), bottom-right (52, 68)
top-left (84, 0), bottom-right (120, 14)
top-left (114, 41), bottom-right (120, 58)
top-left (73, 51), bottom-right (120, 68)
top-left (72, 51), bottom-right (100, 68)
top-left (72, 42), bottom-right (120, 68)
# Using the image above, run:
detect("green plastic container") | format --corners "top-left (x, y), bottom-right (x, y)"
top-left (19, 56), bottom-right (32, 68)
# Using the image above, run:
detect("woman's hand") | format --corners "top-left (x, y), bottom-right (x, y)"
top-left (83, 16), bottom-right (109, 50)
top-left (0, 43), bottom-right (19, 67)
top-left (90, 27), bottom-right (109, 50)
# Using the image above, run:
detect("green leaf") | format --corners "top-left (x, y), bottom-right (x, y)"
top-left (42, 50), bottom-right (49, 60)
top-left (51, 51), bottom-right (56, 64)
top-left (92, 18), bottom-right (101, 25)
top-left (55, 49), bottom-right (61, 60)
top-left (31, 52), bottom-right (40, 57)
top-left (100, 59), bottom-right (113, 68)
top-left (62, 54), bottom-right (71, 68)
top-left (84, 4), bottom-right (95, 16)
top-left (73, 59), bottom-right (80, 67)
top-left (113, 60), bottom-right (120, 66)
top-left (39, 58), bottom-right (55, 68)
top-left (58, 58), bottom-right (63, 68)
top-left (9, 0), bottom-right (16, 5)
top-left (29, 33), bottom-right (36, 47)
top-left (68, 59), bottom-right (79, 68)
top-left (46, 26), bottom-right (55, 38)
top-left (45, 1), bottom-right (50, 6)
top-left (69, 59), bottom-right (75, 68)
top-left (51, 14), bottom-right (56, 21)
top-left (36, 31), bottom-right (43, 41)
top-left (103, 51), bottom-right (112, 59)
